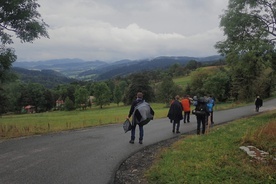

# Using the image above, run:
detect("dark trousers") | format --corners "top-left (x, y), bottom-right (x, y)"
top-left (255, 105), bottom-right (260, 112)
top-left (183, 111), bottom-right (190, 122)
top-left (173, 120), bottom-right (180, 132)
top-left (196, 115), bottom-right (206, 134)
top-left (131, 122), bottom-right (144, 141)
top-left (210, 111), bottom-right (214, 123)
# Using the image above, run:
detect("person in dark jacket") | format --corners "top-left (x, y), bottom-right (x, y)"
top-left (127, 92), bottom-right (145, 144)
top-left (194, 97), bottom-right (209, 135)
top-left (255, 96), bottom-right (263, 112)
top-left (167, 95), bottom-right (183, 133)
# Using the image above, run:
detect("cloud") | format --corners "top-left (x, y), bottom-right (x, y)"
top-left (12, 0), bottom-right (228, 62)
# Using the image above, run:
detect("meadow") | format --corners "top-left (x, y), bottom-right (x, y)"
top-left (145, 110), bottom-right (276, 183)
top-left (0, 101), bottom-right (249, 139)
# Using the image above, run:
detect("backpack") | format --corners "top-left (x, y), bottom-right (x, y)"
top-left (133, 101), bottom-right (154, 126)
top-left (192, 103), bottom-right (207, 116)
top-left (207, 103), bottom-right (213, 112)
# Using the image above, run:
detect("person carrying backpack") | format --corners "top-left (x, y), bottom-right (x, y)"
top-left (193, 97), bottom-right (209, 135)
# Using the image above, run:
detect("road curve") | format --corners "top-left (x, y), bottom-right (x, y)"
top-left (1, 98), bottom-right (276, 184)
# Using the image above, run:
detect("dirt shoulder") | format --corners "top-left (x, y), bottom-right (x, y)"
top-left (114, 136), bottom-right (183, 184)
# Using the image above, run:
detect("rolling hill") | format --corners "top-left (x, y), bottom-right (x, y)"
top-left (13, 55), bottom-right (224, 82)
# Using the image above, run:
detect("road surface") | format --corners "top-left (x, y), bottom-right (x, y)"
top-left (1, 98), bottom-right (275, 184)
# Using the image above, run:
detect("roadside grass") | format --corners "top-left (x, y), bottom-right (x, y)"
top-left (0, 100), bottom-right (269, 139)
top-left (145, 110), bottom-right (276, 184)
top-left (0, 103), bottom-right (169, 139)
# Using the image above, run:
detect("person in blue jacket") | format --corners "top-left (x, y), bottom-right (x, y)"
top-left (206, 95), bottom-right (215, 124)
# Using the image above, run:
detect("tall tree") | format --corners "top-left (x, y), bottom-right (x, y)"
top-left (156, 76), bottom-right (183, 105)
top-left (215, 0), bottom-right (276, 100)
top-left (74, 86), bottom-right (89, 109)
top-left (124, 73), bottom-right (155, 105)
top-left (113, 85), bottom-right (122, 106)
top-left (93, 82), bottom-right (112, 108)
top-left (0, 0), bottom-right (48, 114)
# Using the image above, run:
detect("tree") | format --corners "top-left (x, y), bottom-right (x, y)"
top-left (93, 82), bottom-right (112, 108)
top-left (215, 0), bottom-right (276, 100)
top-left (75, 86), bottom-right (89, 109)
top-left (203, 69), bottom-right (231, 102)
top-left (0, 0), bottom-right (48, 114)
top-left (0, 0), bottom-right (49, 78)
top-left (124, 73), bottom-right (155, 105)
top-left (113, 85), bottom-right (122, 106)
top-left (156, 76), bottom-right (183, 105)
top-left (64, 97), bottom-right (75, 111)
top-left (190, 69), bottom-right (211, 97)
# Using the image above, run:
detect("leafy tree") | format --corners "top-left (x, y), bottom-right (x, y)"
top-left (0, 0), bottom-right (49, 81)
top-left (93, 82), bottom-right (112, 108)
top-left (16, 83), bottom-right (47, 112)
top-left (43, 89), bottom-right (55, 111)
top-left (190, 69), bottom-right (211, 97)
top-left (55, 84), bottom-right (76, 103)
top-left (75, 86), bottom-right (89, 109)
top-left (215, 0), bottom-right (276, 100)
top-left (156, 76), bottom-right (183, 105)
top-left (203, 68), bottom-right (231, 102)
top-left (64, 97), bottom-right (75, 111)
top-left (185, 60), bottom-right (199, 71)
top-left (113, 85), bottom-right (122, 106)
top-left (0, 0), bottom-right (48, 114)
top-left (124, 73), bottom-right (154, 105)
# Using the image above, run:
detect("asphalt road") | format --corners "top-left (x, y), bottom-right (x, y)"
top-left (1, 98), bottom-right (276, 184)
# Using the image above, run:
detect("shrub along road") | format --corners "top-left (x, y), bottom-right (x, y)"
top-left (0, 98), bottom-right (276, 184)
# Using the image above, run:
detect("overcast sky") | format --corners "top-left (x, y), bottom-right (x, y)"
top-left (13, 0), bottom-right (229, 62)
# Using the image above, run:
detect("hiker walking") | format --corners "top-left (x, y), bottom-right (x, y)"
top-left (167, 95), bottom-right (183, 133)
top-left (127, 92), bottom-right (154, 144)
top-left (255, 96), bottom-right (263, 112)
top-left (194, 97), bottom-right (209, 135)
top-left (206, 95), bottom-right (215, 124)
top-left (181, 95), bottom-right (191, 123)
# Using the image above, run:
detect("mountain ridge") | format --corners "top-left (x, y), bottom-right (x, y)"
top-left (12, 55), bottom-right (224, 83)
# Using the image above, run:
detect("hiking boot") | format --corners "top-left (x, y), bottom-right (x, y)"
top-left (129, 140), bottom-right (134, 144)
top-left (172, 130), bottom-right (175, 133)
top-left (139, 140), bottom-right (143, 144)
top-left (176, 131), bottom-right (180, 134)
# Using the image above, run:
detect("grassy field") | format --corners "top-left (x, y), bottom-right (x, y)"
top-left (0, 103), bottom-right (170, 139)
top-left (145, 110), bottom-right (276, 184)
top-left (0, 101), bottom-right (251, 139)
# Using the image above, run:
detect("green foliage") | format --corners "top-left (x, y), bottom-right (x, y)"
top-left (0, 0), bottom-right (48, 115)
top-left (74, 86), bottom-right (89, 109)
top-left (113, 85), bottom-right (122, 106)
top-left (203, 68), bottom-right (231, 102)
top-left (124, 73), bottom-right (155, 105)
top-left (93, 82), bottom-right (112, 108)
top-left (215, 0), bottom-right (276, 101)
top-left (0, 0), bottom-right (49, 43)
top-left (64, 97), bottom-right (75, 111)
top-left (156, 76), bottom-right (183, 105)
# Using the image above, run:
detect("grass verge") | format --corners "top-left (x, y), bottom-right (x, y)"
top-left (0, 101), bottom-right (269, 140)
top-left (145, 110), bottom-right (276, 184)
